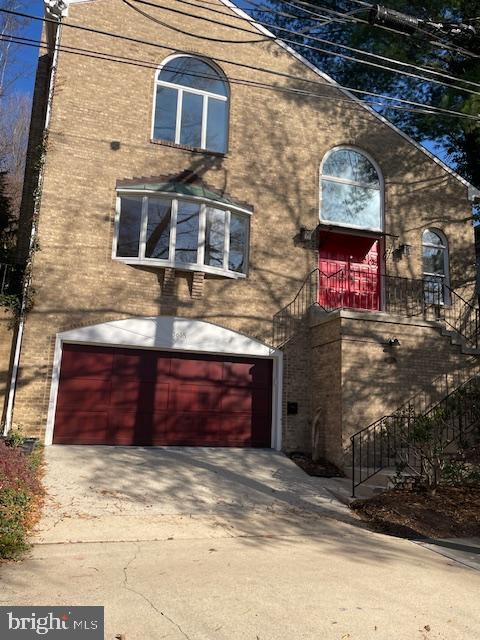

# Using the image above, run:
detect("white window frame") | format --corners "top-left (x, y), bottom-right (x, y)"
top-left (319, 145), bottom-right (384, 233)
top-left (151, 54), bottom-right (229, 153)
top-left (112, 190), bottom-right (251, 279)
top-left (422, 228), bottom-right (450, 305)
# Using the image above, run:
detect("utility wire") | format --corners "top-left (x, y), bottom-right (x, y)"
top-left (198, 0), bottom-right (480, 69)
top-left (218, 0), bottom-right (480, 87)
top-left (1, 7), bottom-right (478, 121)
top-left (3, 3), bottom-right (479, 98)
top-left (268, 0), bottom-right (480, 59)
top-left (2, 32), bottom-right (478, 122)
top-left (5, 5), bottom-right (479, 97)
top-left (128, 0), bottom-right (480, 94)
top-left (337, 0), bottom-right (480, 58)
top-left (122, 0), bottom-right (270, 43)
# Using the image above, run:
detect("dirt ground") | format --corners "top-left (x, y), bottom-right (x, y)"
top-left (351, 486), bottom-right (480, 538)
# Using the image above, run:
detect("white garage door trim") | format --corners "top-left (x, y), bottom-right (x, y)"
top-left (45, 316), bottom-right (283, 449)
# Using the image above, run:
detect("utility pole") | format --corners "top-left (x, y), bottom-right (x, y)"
top-left (368, 5), bottom-right (476, 41)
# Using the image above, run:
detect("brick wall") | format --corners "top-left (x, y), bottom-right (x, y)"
top-left (304, 310), bottom-right (477, 468)
top-left (281, 316), bottom-right (312, 453)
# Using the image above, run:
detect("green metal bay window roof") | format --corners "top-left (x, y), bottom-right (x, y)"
top-left (117, 179), bottom-right (253, 213)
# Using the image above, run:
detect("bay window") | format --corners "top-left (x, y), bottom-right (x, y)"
top-left (114, 192), bottom-right (250, 278)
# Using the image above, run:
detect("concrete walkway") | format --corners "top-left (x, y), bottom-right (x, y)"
top-left (1, 446), bottom-right (480, 639)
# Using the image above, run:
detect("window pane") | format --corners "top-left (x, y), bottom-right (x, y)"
top-left (423, 230), bottom-right (443, 246)
top-left (153, 86), bottom-right (177, 142)
top-left (117, 197), bottom-right (142, 257)
top-left (159, 56), bottom-right (227, 96)
top-left (423, 246), bottom-right (445, 275)
top-left (146, 199), bottom-right (171, 259)
top-left (321, 179), bottom-right (381, 229)
top-left (229, 213), bottom-right (248, 273)
top-left (180, 92), bottom-right (203, 148)
top-left (206, 98), bottom-right (227, 153)
top-left (205, 207), bottom-right (225, 267)
top-left (175, 201), bottom-right (200, 264)
top-left (323, 149), bottom-right (379, 186)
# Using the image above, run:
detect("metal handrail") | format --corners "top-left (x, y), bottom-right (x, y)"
top-left (351, 372), bottom-right (480, 496)
top-left (272, 267), bottom-right (480, 351)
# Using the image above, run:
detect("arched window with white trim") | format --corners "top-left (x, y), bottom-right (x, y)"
top-left (422, 228), bottom-right (450, 304)
top-left (320, 147), bottom-right (383, 231)
top-left (152, 55), bottom-right (229, 153)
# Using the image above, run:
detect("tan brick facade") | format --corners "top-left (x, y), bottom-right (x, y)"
top-left (283, 310), bottom-right (478, 467)
top-left (7, 0), bottom-right (478, 458)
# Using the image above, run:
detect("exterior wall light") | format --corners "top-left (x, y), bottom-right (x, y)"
top-left (399, 243), bottom-right (411, 257)
top-left (299, 226), bottom-right (313, 242)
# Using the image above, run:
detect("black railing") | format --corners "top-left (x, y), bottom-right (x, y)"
top-left (272, 269), bottom-right (322, 347)
top-left (442, 287), bottom-right (479, 350)
top-left (351, 372), bottom-right (480, 496)
top-left (272, 268), bottom-right (480, 350)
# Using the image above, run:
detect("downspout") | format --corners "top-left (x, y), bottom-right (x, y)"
top-left (3, 15), bottom-right (63, 435)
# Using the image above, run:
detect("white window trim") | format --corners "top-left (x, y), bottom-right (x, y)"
top-left (151, 53), bottom-right (229, 152)
top-left (422, 228), bottom-right (451, 304)
top-left (112, 191), bottom-right (251, 279)
top-left (319, 145), bottom-right (385, 233)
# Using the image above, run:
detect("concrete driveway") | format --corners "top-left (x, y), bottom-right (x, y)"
top-left (1, 446), bottom-right (480, 640)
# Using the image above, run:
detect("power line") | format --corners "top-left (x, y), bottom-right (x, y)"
top-left (3, 3), bottom-right (479, 99)
top-left (121, 0), bottom-right (270, 43)
top-left (228, 0), bottom-right (480, 86)
top-left (280, 0), bottom-right (479, 59)
top-left (1, 6), bottom-right (478, 122)
top-left (2, 32), bottom-right (478, 123)
top-left (128, 0), bottom-right (480, 94)
top-left (338, 0), bottom-right (480, 58)
top-left (198, 0), bottom-right (480, 73)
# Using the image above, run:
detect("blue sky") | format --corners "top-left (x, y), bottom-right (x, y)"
top-left (11, 1), bottom-right (450, 167)
top-left (12, 0), bottom-right (43, 96)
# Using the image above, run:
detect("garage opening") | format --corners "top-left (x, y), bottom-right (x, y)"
top-left (53, 344), bottom-right (273, 447)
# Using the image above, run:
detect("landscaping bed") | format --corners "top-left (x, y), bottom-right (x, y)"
top-left (0, 437), bottom-right (44, 560)
top-left (351, 486), bottom-right (480, 539)
top-left (288, 452), bottom-right (344, 477)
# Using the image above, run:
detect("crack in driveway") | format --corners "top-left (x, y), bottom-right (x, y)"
top-left (122, 545), bottom-right (192, 640)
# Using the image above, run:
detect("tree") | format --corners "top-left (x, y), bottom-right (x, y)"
top-left (258, 1), bottom-right (480, 188)
top-left (0, 168), bottom-right (15, 260)
top-left (0, 2), bottom-right (31, 224)
top-left (0, 93), bottom-right (30, 218)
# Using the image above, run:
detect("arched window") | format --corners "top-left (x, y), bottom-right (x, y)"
top-left (153, 55), bottom-right (228, 153)
top-left (422, 229), bottom-right (449, 304)
top-left (320, 148), bottom-right (382, 230)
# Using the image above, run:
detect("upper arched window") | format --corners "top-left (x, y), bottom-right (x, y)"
top-left (152, 55), bottom-right (228, 153)
top-left (320, 148), bottom-right (382, 231)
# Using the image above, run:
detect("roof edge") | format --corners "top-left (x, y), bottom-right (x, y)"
top-left (219, 0), bottom-right (479, 199)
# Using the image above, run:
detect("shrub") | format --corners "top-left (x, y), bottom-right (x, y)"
top-left (4, 427), bottom-right (26, 448)
top-left (0, 441), bottom-right (43, 560)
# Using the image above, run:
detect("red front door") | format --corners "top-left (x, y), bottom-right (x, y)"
top-left (319, 232), bottom-right (380, 311)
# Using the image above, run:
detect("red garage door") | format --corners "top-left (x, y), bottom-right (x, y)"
top-left (53, 344), bottom-right (273, 447)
